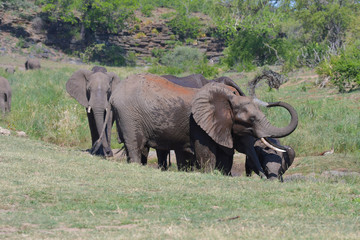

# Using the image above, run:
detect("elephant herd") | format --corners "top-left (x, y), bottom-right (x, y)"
top-left (67, 67), bottom-right (298, 181)
top-left (0, 59), bottom-right (41, 115)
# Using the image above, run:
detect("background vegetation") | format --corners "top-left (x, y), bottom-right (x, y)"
top-left (2, 0), bottom-right (360, 91)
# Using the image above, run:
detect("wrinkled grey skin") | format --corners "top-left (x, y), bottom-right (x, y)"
top-left (66, 69), bottom-right (121, 157)
top-left (25, 59), bottom-right (41, 70)
top-left (106, 73), bottom-right (298, 176)
top-left (0, 76), bottom-right (12, 114)
top-left (245, 138), bottom-right (295, 181)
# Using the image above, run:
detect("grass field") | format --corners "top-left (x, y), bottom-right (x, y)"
top-left (0, 135), bottom-right (359, 239)
top-left (0, 56), bottom-right (360, 239)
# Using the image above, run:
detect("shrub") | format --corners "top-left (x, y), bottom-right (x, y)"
top-left (80, 44), bottom-right (127, 66)
top-left (316, 41), bottom-right (360, 92)
top-left (160, 46), bottom-right (204, 71)
top-left (167, 14), bottom-right (202, 41)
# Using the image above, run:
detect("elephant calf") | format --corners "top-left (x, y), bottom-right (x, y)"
top-left (245, 138), bottom-right (295, 181)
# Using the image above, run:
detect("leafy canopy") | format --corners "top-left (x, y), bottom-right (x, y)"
top-left (39, 0), bottom-right (138, 33)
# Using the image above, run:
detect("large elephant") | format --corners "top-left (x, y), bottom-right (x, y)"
top-left (66, 69), bottom-right (121, 157)
top-left (0, 76), bottom-right (12, 114)
top-left (158, 74), bottom-right (294, 180)
top-left (156, 74), bottom-right (247, 170)
top-left (245, 138), bottom-right (295, 181)
top-left (25, 59), bottom-right (41, 70)
top-left (106, 73), bottom-right (298, 176)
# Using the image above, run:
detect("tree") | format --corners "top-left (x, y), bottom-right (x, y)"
top-left (39, 0), bottom-right (137, 34)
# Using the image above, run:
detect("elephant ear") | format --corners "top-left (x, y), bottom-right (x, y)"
top-left (191, 82), bottom-right (235, 149)
top-left (106, 72), bottom-right (121, 91)
top-left (66, 69), bottom-right (92, 107)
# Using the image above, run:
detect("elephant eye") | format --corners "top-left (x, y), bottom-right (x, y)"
top-left (249, 116), bottom-right (256, 123)
top-left (233, 91), bottom-right (236, 95)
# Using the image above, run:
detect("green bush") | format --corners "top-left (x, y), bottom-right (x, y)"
top-left (141, 4), bottom-right (154, 17)
top-left (160, 46), bottom-right (204, 71)
top-left (316, 41), bottom-right (360, 92)
top-left (223, 29), bottom-right (291, 71)
top-left (167, 13), bottom-right (202, 40)
top-left (80, 44), bottom-right (127, 67)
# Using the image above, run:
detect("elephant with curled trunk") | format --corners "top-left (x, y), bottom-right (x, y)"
top-left (0, 76), bottom-right (12, 114)
top-left (245, 138), bottom-right (295, 181)
top-left (66, 69), bottom-right (121, 157)
top-left (102, 73), bottom-right (297, 176)
top-left (25, 59), bottom-right (41, 70)
top-left (157, 74), bottom-right (247, 170)
top-left (158, 74), bottom-right (296, 179)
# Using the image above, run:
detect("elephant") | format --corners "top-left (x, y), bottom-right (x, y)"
top-left (156, 74), bottom-right (247, 170)
top-left (5, 67), bottom-right (15, 74)
top-left (157, 74), bottom-right (294, 180)
top-left (66, 69), bottom-right (121, 157)
top-left (91, 66), bottom-right (107, 73)
top-left (103, 73), bottom-right (298, 176)
top-left (25, 58), bottom-right (41, 70)
top-left (0, 76), bottom-right (12, 114)
top-left (245, 138), bottom-right (295, 181)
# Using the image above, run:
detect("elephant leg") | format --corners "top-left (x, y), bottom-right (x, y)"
top-left (191, 123), bottom-right (217, 173)
top-left (141, 146), bottom-right (149, 165)
top-left (156, 149), bottom-right (169, 170)
top-left (215, 147), bottom-right (233, 176)
top-left (175, 150), bottom-right (193, 171)
top-left (103, 112), bottom-right (114, 157)
top-left (245, 157), bottom-right (254, 177)
top-left (87, 111), bottom-right (98, 146)
top-left (246, 146), bottom-right (267, 179)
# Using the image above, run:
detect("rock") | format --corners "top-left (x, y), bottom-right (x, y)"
top-left (0, 127), bottom-right (11, 136)
top-left (321, 170), bottom-right (360, 178)
top-left (16, 131), bottom-right (27, 137)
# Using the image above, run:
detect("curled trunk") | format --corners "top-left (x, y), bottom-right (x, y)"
top-left (257, 101), bottom-right (298, 138)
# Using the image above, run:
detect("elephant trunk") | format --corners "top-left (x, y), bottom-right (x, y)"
top-left (257, 101), bottom-right (298, 138)
top-left (93, 108), bottom-right (109, 149)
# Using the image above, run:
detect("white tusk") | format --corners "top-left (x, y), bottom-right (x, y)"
top-left (260, 138), bottom-right (287, 153)
top-left (87, 106), bottom-right (91, 113)
top-left (253, 98), bottom-right (269, 107)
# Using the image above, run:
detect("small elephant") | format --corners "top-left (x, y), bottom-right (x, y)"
top-left (106, 74), bottom-right (297, 176)
top-left (245, 138), bottom-right (295, 181)
top-left (66, 69), bottom-right (121, 157)
top-left (25, 59), bottom-right (41, 70)
top-left (0, 76), bottom-right (12, 114)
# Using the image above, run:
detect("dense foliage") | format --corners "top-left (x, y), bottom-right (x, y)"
top-left (2, 0), bottom-right (360, 90)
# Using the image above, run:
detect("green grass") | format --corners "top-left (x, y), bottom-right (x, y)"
top-left (0, 57), bottom-right (360, 238)
top-left (0, 58), bottom-right (141, 150)
top-left (0, 135), bottom-right (359, 239)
